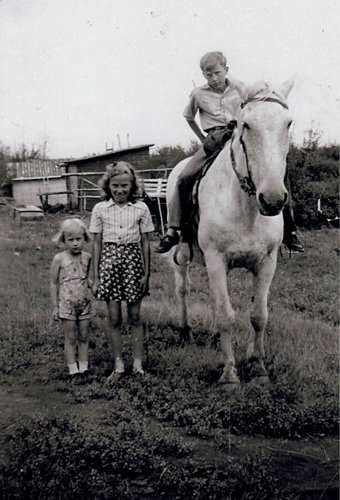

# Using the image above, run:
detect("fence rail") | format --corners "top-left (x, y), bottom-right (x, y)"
top-left (76, 177), bottom-right (168, 235)
top-left (62, 167), bottom-right (173, 178)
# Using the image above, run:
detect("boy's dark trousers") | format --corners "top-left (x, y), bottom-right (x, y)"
top-left (169, 125), bottom-right (235, 235)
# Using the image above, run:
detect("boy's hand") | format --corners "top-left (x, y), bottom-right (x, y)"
top-left (140, 275), bottom-right (150, 297)
top-left (52, 307), bottom-right (60, 322)
top-left (92, 277), bottom-right (100, 295)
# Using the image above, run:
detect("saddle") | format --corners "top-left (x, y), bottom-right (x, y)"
top-left (181, 122), bottom-right (236, 245)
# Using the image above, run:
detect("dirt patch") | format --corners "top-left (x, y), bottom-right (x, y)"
top-left (0, 383), bottom-right (338, 498)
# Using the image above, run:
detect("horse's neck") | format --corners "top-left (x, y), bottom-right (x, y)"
top-left (207, 143), bottom-right (258, 217)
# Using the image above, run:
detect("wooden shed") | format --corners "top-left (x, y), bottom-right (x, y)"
top-left (61, 144), bottom-right (154, 211)
top-left (9, 160), bottom-right (68, 207)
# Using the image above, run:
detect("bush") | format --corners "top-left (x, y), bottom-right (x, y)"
top-left (0, 415), bottom-right (189, 499)
top-left (287, 139), bottom-right (339, 229)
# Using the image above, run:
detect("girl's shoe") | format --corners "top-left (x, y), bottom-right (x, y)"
top-left (133, 367), bottom-right (145, 376)
top-left (106, 370), bottom-right (124, 383)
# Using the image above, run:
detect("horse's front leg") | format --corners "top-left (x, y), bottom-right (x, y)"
top-left (204, 250), bottom-right (239, 384)
top-left (248, 252), bottom-right (278, 382)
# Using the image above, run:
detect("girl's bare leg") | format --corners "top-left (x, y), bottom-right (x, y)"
top-left (107, 301), bottom-right (124, 374)
top-left (78, 319), bottom-right (90, 372)
top-left (127, 299), bottom-right (144, 373)
top-left (62, 319), bottom-right (78, 374)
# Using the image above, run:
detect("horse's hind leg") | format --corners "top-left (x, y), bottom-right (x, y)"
top-left (248, 255), bottom-right (277, 382)
top-left (173, 261), bottom-right (193, 344)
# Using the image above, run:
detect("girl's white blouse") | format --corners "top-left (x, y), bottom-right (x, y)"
top-left (89, 199), bottom-right (154, 244)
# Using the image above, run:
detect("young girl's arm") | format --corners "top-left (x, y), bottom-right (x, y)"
top-left (92, 233), bottom-right (102, 294)
top-left (84, 252), bottom-right (93, 288)
top-left (140, 232), bottom-right (151, 296)
top-left (50, 254), bottom-right (61, 321)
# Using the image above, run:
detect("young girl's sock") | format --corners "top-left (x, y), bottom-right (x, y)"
top-left (79, 361), bottom-right (88, 373)
top-left (68, 362), bottom-right (79, 375)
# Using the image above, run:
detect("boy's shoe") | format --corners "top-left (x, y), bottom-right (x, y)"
top-left (154, 232), bottom-right (179, 253)
top-left (283, 233), bottom-right (304, 252)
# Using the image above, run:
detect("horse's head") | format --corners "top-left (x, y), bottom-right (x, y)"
top-left (232, 78), bottom-right (294, 216)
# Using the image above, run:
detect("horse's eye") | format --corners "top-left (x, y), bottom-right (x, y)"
top-left (243, 122), bottom-right (250, 130)
top-left (287, 120), bottom-right (293, 129)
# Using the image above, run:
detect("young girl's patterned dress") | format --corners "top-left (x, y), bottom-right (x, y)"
top-left (58, 259), bottom-right (92, 320)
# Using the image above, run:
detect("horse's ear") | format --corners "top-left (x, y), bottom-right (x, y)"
top-left (279, 77), bottom-right (295, 98)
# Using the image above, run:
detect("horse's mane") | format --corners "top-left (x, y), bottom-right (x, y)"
top-left (243, 80), bottom-right (287, 106)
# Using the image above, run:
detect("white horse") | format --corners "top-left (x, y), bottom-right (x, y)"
top-left (167, 79), bottom-right (295, 385)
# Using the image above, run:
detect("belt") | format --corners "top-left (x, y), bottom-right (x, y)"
top-left (205, 126), bottom-right (226, 133)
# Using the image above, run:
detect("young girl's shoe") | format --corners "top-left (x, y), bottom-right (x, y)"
top-left (67, 372), bottom-right (81, 385)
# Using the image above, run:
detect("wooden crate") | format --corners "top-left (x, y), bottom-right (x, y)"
top-left (13, 205), bottom-right (44, 225)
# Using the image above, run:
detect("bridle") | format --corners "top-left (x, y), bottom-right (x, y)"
top-left (230, 97), bottom-right (289, 197)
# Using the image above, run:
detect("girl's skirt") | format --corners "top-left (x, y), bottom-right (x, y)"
top-left (96, 243), bottom-right (144, 303)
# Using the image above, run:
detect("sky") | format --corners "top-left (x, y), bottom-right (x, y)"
top-left (0, 0), bottom-right (339, 159)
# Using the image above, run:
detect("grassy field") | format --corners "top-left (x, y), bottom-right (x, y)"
top-left (0, 205), bottom-right (339, 499)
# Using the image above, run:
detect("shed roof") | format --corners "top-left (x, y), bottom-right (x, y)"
top-left (61, 144), bottom-right (154, 166)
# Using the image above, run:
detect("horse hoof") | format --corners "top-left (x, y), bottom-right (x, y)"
top-left (218, 373), bottom-right (240, 386)
top-left (249, 375), bottom-right (270, 385)
top-left (217, 381), bottom-right (239, 394)
top-left (248, 360), bottom-right (268, 381)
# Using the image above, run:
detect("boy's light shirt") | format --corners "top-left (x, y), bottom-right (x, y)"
top-left (183, 76), bottom-right (246, 132)
top-left (89, 199), bottom-right (154, 244)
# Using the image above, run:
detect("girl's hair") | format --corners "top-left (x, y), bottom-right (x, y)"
top-left (52, 218), bottom-right (92, 247)
top-left (200, 51), bottom-right (227, 71)
top-left (98, 161), bottom-right (142, 202)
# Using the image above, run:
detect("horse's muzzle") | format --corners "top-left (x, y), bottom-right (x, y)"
top-left (258, 192), bottom-right (288, 216)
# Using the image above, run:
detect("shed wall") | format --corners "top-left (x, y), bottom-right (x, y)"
top-left (13, 178), bottom-right (67, 206)
top-left (70, 149), bottom-right (151, 211)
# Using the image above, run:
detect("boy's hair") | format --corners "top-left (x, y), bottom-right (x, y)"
top-left (98, 161), bottom-right (142, 202)
top-left (52, 218), bottom-right (92, 247)
top-left (200, 51), bottom-right (227, 71)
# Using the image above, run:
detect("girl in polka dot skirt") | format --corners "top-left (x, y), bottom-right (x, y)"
top-left (90, 162), bottom-right (154, 381)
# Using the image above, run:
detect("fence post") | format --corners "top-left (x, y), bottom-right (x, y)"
top-left (80, 174), bottom-right (84, 212)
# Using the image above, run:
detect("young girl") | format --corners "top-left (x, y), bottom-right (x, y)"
top-left (50, 219), bottom-right (93, 378)
top-left (90, 162), bottom-right (154, 381)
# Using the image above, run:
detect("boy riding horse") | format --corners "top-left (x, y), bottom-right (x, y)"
top-left (154, 51), bottom-right (304, 254)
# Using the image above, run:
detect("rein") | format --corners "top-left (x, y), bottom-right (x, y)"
top-left (230, 96), bottom-right (289, 197)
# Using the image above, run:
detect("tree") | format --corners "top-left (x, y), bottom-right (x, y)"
top-left (0, 142), bottom-right (11, 187)
top-left (11, 142), bottom-right (45, 162)
top-left (0, 141), bottom-right (50, 195)
top-left (149, 141), bottom-right (200, 174)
